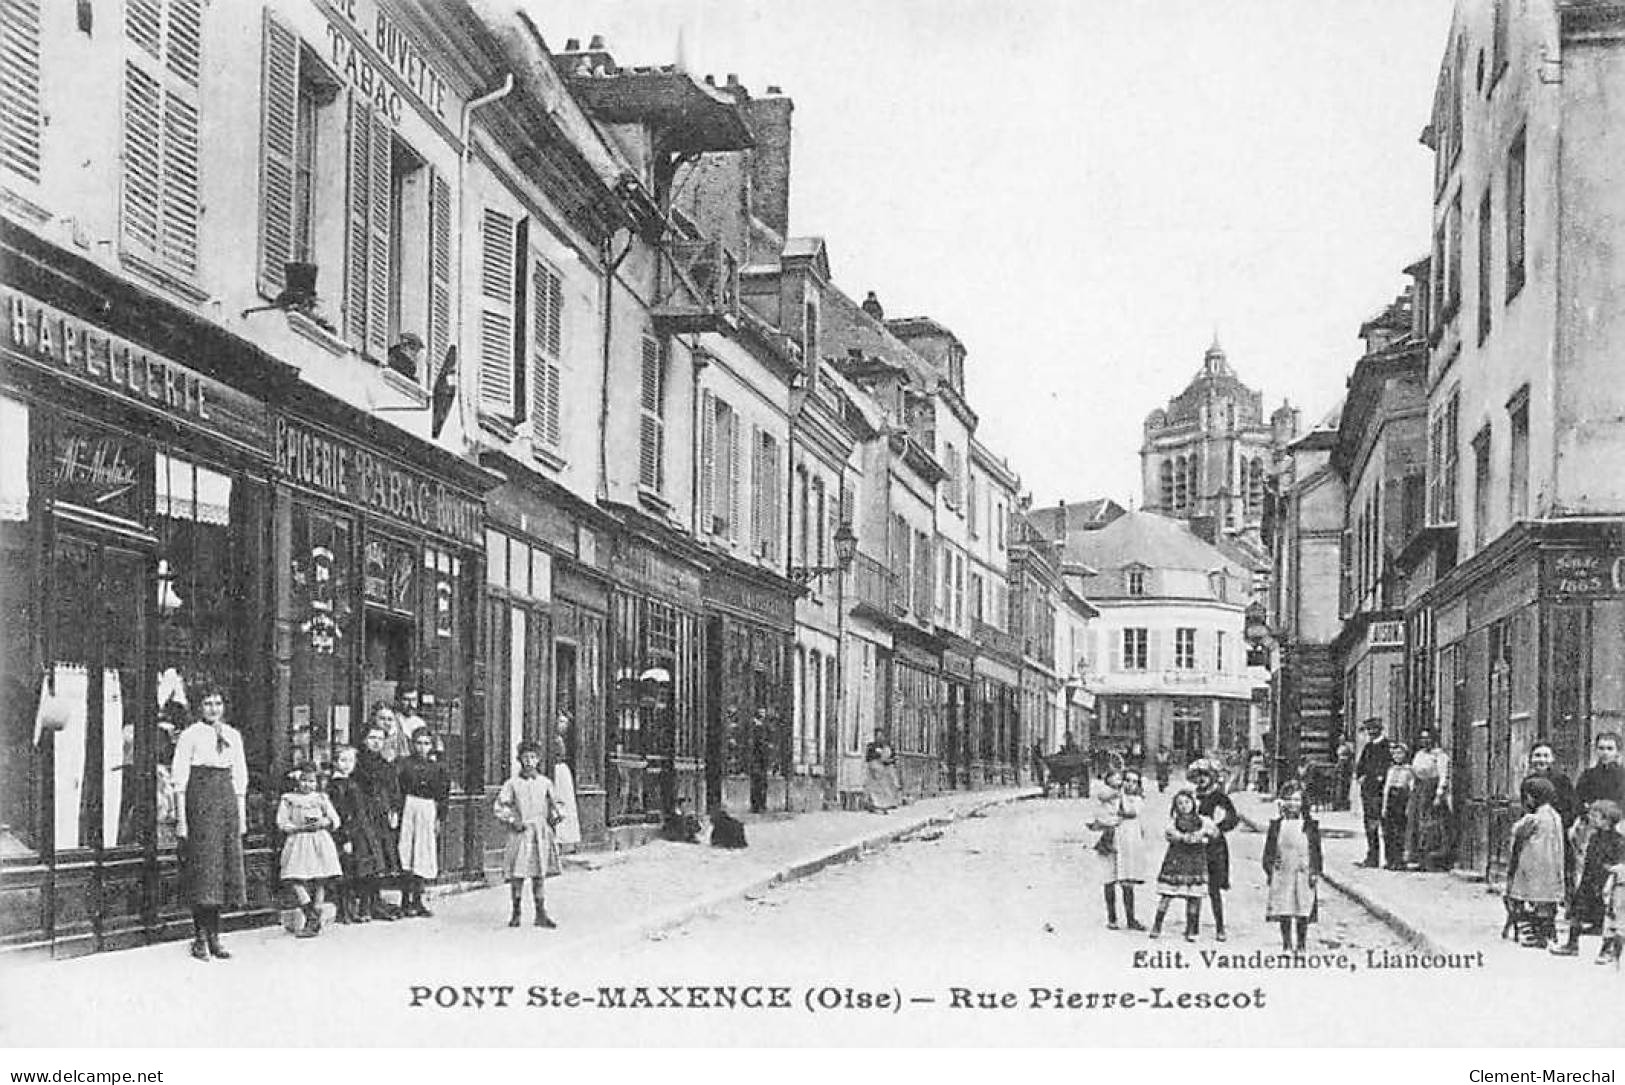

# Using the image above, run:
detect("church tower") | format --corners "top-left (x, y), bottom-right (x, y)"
top-left (1139, 338), bottom-right (1298, 545)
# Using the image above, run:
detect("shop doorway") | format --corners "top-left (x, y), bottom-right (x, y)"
top-left (554, 641), bottom-right (577, 771)
top-left (362, 609), bottom-right (413, 746)
top-left (45, 531), bottom-right (148, 953)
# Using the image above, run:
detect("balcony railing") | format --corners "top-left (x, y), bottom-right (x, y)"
top-left (850, 552), bottom-right (894, 616)
top-left (653, 237), bottom-right (738, 332)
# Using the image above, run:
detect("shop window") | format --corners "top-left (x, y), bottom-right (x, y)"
top-left (151, 452), bottom-right (240, 841)
top-left (1, 397), bottom-right (36, 857)
top-left (289, 505), bottom-right (355, 769)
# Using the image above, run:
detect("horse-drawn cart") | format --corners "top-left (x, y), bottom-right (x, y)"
top-left (1041, 751), bottom-right (1092, 797)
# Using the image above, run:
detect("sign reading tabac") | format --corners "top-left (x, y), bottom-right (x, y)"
top-left (318, 0), bottom-right (459, 127)
top-left (275, 417), bottom-right (481, 546)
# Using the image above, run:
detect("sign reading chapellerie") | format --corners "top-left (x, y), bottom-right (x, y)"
top-left (275, 417), bottom-right (481, 546)
top-left (3, 288), bottom-right (268, 450)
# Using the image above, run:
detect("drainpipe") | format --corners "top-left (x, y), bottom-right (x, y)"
top-left (454, 74), bottom-right (515, 439)
top-left (597, 231), bottom-right (635, 502)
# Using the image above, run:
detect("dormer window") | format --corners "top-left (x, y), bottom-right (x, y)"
top-left (1209, 571), bottom-right (1229, 601)
top-left (1126, 567), bottom-right (1146, 596)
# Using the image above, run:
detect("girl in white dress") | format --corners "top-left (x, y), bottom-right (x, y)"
top-left (1263, 781), bottom-right (1323, 951)
top-left (276, 764), bottom-right (342, 938)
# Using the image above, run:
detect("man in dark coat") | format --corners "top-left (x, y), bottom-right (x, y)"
top-left (1354, 721), bottom-right (1392, 867)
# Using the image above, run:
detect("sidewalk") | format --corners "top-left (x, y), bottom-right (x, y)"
top-left (1229, 789), bottom-right (1522, 961)
top-left (16, 785), bottom-right (1039, 972)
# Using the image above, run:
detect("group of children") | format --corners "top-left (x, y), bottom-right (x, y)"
top-left (1092, 765), bottom-right (1322, 952)
top-left (274, 707), bottom-right (580, 938)
top-left (1505, 781), bottom-right (1624, 965)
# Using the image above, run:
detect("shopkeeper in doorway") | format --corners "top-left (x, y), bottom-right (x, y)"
top-left (172, 687), bottom-right (248, 962)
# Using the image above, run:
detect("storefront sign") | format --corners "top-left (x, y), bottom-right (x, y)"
top-left (52, 421), bottom-right (147, 522)
top-left (612, 540), bottom-right (702, 605)
top-left (275, 417), bottom-right (482, 546)
top-left (942, 649), bottom-right (974, 680)
top-left (1546, 546), bottom-right (1625, 599)
top-left (4, 288), bottom-right (268, 452)
top-left (703, 572), bottom-right (794, 629)
top-left (1367, 620), bottom-right (1405, 648)
top-left (318, 0), bottom-right (457, 125)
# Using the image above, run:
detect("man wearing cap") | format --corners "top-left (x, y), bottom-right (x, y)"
top-left (1354, 721), bottom-right (1392, 868)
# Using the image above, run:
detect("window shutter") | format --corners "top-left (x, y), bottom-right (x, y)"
top-left (767, 436), bottom-right (781, 561)
top-left (477, 208), bottom-right (517, 415)
top-left (257, 11), bottom-right (299, 298)
top-left (426, 170), bottom-right (452, 368)
top-left (121, 62), bottom-right (163, 262)
top-left (531, 258), bottom-right (563, 447)
top-left (364, 106), bottom-right (390, 359)
top-left (727, 408), bottom-right (741, 542)
top-left (699, 391), bottom-right (716, 532)
top-left (164, 0), bottom-right (201, 86)
top-left (126, 0), bottom-right (162, 60)
top-left (158, 87), bottom-right (199, 277)
top-left (638, 335), bottom-right (663, 491)
top-left (344, 94), bottom-right (391, 356)
top-left (749, 426), bottom-right (763, 554)
top-left (0, 0), bottom-right (42, 184)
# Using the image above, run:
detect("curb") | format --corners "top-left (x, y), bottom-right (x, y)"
top-left (611, 788), bottom-right (1039, 944)
top-left (1232, 805), bottom-right (1452, 958)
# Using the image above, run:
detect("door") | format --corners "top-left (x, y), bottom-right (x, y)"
top-left (45, 533), bottom-right (149, 955)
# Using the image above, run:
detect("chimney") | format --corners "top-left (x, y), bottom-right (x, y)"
top-left (744, 93), bottom-right (793, 237)
top-left (588, 34), bottom-right (605, 49)
top-left (861, 291), bottom-right (884, 321)
top-left (564, 37), bottom-right (580, 51)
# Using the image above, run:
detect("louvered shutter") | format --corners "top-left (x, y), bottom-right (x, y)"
top-left (477, 208), bottom-right (517, 415)
top-left (364, 105), bottom-right (390, 359)
top-left (426, 170), bottom-right (452, 368)
top-left (0, 0), bottom-right (42, 184)
top-left (344, 94), bottom-right (391, 356)
top-left (764, 435), bottom-right (781, 562)
top-left (638, 335), bottom-right (663, 491)
top-left (840, 481), bottom-right (855, 533)
top-left (699, 391), bottom-right (716, 533)
top-left (122, 0), bottom-right (201, 278)
top-left (531, 258), bottom-right (563, 448)
top-left (726, 409), bottom-right (741, 542)
top-left (257, 11), bottom-right (299, 297)
top-left (121, 61), bottom-right (163, 261)
top-left (749, 426), bottom-right (763, 555)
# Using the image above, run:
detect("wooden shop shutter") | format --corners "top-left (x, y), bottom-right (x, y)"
top-left (0, 0), bottom-right (42, 184)
top-left (638, 335), bottom-right (664, 491)
top-left (426, 169), bottom-right (452, 370)
top-left (257, 10), bottom-right (299, 298)
top-left (531, 256), bottom-right (563, 447)
top-left (698, 390), bottom-right (716, 531)
top-left (477, 208), bottom-right (517, 415)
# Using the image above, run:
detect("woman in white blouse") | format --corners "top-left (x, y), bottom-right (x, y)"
top-left (171, 687), bottom-right (248, 961)
top-left (1404, 729), bottom-right (1453, 871)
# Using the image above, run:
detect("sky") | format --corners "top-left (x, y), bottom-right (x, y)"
top-left (538, 0), bottom-right (1456, 507)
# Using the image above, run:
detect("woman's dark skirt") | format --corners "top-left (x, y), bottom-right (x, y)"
top-left (184, 766), bottom-right (245, 909)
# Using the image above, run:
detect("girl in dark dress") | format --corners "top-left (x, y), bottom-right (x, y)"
top-left (326, 745), bottom-right (389, 923)
top-left (1551, 799), bottom-right (1625, 958)
top-left (396, 729), bottom-right (452, 917)
top-left (1191, 760), bottom-right (1240, 941)
top-left (354, 725), bottom-right (404, 920)
top-left (1149, 789), bottom-right (1215, 942)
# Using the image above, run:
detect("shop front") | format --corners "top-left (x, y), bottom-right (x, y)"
top-left (941, 643), bottom-right (974, 790)
top-left (704, 560), bottom-right (795, 814)
top-left (480, 470), bottom-right (613, 857)
top-left (270, 414), bottom-right (490, 885)
top-left (0, 263), bottom-right (284, 955)
top-left (1434, 523), bottom-right (1625, 879)
top-left (606, 532), bottom-right (705, 828)
top-left (892, 633), bottom-right (943, 798)
top-left (972, 653), bottom-right (1019, 788)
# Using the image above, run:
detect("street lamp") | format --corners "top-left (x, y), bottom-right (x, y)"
top-left (789, 521), bottom-right (856, 591)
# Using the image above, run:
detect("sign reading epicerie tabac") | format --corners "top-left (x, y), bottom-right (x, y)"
top-left (275, 416), bottom-right (482, 546)
top-left (318, 0), bottom-right (457, 126)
